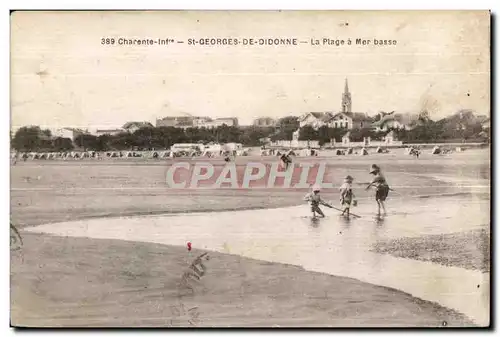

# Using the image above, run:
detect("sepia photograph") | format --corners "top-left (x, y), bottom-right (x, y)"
top-left (9, 10), bottom-right (490, 328)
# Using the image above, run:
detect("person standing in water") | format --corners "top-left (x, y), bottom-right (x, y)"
top-left (339, 175), bottom-right (356, 218)
top-left (365, 164), bottom-right (390, 216)
top-left (304, 185), bottom-right (332, 219)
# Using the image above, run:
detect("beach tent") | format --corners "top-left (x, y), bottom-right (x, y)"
top-left (299, 148), bottom-right (310, 157)
top-left (431, 146), bottom-right (441, 155)
top-left (405, 147), bottom-right (415, 155)
top-left (158, 151), bottom-right (172, 158)
top-left (347, 148), bottom-right (354, 155)
top-left (236, 149), bottom-right (249, 156)
top-left (223, 143), bottom-right (243, 152)
top-left (335, 149), bottom-right (344, 155)
top-left (359, 148), bottom-right (369, 156)
top-left (375, 147), bottom-right (383, 153)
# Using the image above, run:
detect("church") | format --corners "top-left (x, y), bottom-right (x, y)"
top-left (298, 79), bottom-right (373, 130)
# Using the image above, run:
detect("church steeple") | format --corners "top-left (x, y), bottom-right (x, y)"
top-left (341, 78), bottom-right (352, 113)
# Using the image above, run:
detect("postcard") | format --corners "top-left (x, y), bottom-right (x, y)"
top-left (10, 10), bottom-right (490, 327)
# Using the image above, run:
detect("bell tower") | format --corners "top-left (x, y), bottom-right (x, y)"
top-left (341, 78), bottom-right (352, 113)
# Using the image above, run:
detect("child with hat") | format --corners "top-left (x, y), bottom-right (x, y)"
top-left (365, 164), bottom-right (390, 216)
top-left (339, 175), bottom-right (356, 218)
top-left (304, 185), bottom-right (333, 219)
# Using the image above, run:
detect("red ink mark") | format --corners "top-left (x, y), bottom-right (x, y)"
top-left (187, 242), bottom-right (192, 251)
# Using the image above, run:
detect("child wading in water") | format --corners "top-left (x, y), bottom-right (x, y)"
top-left (365, 164), bottom-right (390, 216)
top-left (339, 175), bottom-right (357, 218)
top-left (304, 185), bottom-right (332, 219)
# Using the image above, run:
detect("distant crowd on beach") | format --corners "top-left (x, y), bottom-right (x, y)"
top-left (10, 144), bottom-right (470, 163)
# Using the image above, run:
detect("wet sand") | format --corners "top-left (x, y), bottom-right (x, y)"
top-left (372, 229), bottom-right (490, 273)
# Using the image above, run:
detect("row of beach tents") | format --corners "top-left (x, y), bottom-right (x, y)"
top-left (11, 148), bottom-right (251, 161)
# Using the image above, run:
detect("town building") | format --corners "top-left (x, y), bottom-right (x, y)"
top-left (297, 79), bottom-right (374, 130)
top-left (200, 117), bottom-right (239, 129)
top-left (122, 121), bottom-right (153, 133)
top-left (341, 78), bottom-right (352, 113)
top-left (253, 117), bottom-right (277, 127)
top-left (94, 128), bottom-right (124, 136)
top-left (481, 118), bottom-right (490, 130)
top-left (156, 116), bottom-right (194, 128)
top-left (328, 112), bottom-right (373, 129)
top-left (372, 113), bottom-right (418, 132)
top-left (192, 117), bottom-right (213, 127)
top-left (155, 116), bottom-right (238, 129)
top-left (52, 127), bottom-right (89, 140)
top-left (298, 112), bottom-right (334, 129)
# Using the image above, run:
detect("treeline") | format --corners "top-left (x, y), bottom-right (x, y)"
top-left (11, 125), bottom-right (277, 152)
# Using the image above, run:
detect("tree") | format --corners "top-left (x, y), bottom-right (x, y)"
top-left (108, 132), bottom-right (137, 150)
top-left (95, 135), bottom-right (111, 151)
top-left (272, 116), bottom-right (299, 141)
top-left (239, 126), bottom-right (275, 146)
top-left (74, 134), bottom-right (99, 151)
top-left (12, 126), bottom-right (45, 151)
top-left (133, 127), bottom-right (155, 150)
top-left (298, 125), bottom-right (318, 141)
top-left (52, 137), bottom-right (74, 151)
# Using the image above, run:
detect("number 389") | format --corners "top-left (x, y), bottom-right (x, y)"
top-left (101, 38), bottom-right (115, 45)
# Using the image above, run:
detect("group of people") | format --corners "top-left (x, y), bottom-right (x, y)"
top-left (304, 164), bottom-right (390, 219)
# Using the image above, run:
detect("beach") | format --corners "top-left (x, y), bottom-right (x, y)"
top-left (10, 148), bottom-right (490, 327)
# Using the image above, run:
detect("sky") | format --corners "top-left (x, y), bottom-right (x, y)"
top-left (10, 10), bottom-right (490, 129)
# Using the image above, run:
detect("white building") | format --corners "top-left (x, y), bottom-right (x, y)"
top-left (193, 117), bottom-right (213, 127)
top-left (51, 127), bottom-right (89, 140)
top-left (122, 121), bottom-right (153, 133)
top-left (200, 117), bottom-right (239, 129)
top-left (328, 112), bottom-right (373, 129)
top-left (372, 113), bottom-right (418, 132)
top-left (298, 112), bottom-right (334, 130)
top-left (253, 117), bottom-right (276, 127)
